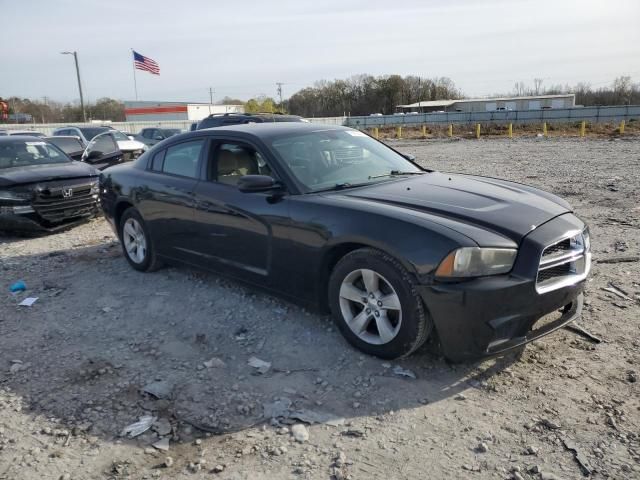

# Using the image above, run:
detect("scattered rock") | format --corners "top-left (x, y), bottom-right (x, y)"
top-left (248, 356), bottom-right (271, 374)
top-left (203, 357), bottom-right (225, 369)
top-left (475, 442), bottom-right (488, 453)
top-left (540, 418), bottom-right (561, 430)
top-left (291, 424), bottom-right (309, 443)
top-left (454, 393), bottom-right (467, 401)
top-left (213, 464), bottom-right (225, 473)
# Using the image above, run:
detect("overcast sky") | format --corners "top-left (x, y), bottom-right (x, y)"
top-left (2, 0), bottom-right (639, 104)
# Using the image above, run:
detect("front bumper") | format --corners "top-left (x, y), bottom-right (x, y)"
top-left (420, 213), bottom-right (589, 362)
top-left (0, 209), bottom-right (98, 233)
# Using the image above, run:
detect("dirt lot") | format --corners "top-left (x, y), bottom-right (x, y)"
top-left (1, 137), bottom-right (639, 480)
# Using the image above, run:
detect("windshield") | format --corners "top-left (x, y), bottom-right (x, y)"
top-left (0, 140), bottom-right (70, 169)
top-left (270, 129), bottom-right (422, 191)
top-left (78, 127), bottom-right (109, 140)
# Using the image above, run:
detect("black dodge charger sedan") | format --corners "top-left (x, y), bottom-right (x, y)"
top-left (99, 123), bottom-right (591, 361)
top-left (0, 136), bottom-right (100, 232)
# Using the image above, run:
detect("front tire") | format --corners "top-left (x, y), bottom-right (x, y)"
top-left (328, 248), bottom-right (432, 359)
top-left (119, 207), bottom-right (161, 272)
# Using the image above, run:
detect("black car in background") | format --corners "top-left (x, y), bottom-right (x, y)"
top-left (45, 136), bottom-right (85, 161)
top-left (135, 127), bottom-right (182, 147)
top-left (0, 136), bottom-right (100, 232)
top-left (99, 123), bottom-right (590, 361)
top-left (195, 112), bottom-right (305, 130)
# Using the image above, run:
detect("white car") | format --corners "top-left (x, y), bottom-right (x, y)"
top-left (52, 126), bottom-right (147, 158)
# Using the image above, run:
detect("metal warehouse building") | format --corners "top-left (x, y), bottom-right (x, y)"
top-left (124, 101), bottom-right (244, 122)
top-left (397, 94), bottom-right (575, 113)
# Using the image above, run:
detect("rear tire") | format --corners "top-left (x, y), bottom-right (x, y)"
top-left (119, 207), bottom-right (161, 272)
top-left (328, 248), bottom-right (432, 359)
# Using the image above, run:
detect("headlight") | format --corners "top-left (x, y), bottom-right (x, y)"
top-left (435, 247), bottom-right (517, 278)
top-left (0, 189), bottom-right (32, 202)
top-left (582, 228), bottom-right (590, 252)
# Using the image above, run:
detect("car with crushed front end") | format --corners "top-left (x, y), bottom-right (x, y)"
top-left (0, 136), bottom-right (101, 232)
top-left (99, 123), bottom-right (590, 361)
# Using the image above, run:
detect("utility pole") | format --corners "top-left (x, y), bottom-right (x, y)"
top-left (276, 82), bottom-right (284, 111)
top-left (209, 87), bottom-right (214, 114)
top-left (61, 51), bottom-right (86, 122)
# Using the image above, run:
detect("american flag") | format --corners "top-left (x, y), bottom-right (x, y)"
top-left (133, 50), bottom-right (160, 75)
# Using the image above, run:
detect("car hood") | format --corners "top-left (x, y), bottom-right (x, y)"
top-left (0, 161), bottom-right (99, 188)
top-left (337, 172), bottom-right (571, 242)
top-left (116, 139), bottom-right (145, 151)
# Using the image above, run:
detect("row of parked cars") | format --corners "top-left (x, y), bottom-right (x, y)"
top-left (0, 113), bottom-right (305, 233)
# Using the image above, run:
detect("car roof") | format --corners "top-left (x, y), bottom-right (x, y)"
top-left (197, 122), bottom-right (349, 140)
top-left (0, 135), bottom-right (51, 143)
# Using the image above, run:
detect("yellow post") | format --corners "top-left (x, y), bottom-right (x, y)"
top-left (448, 124), bottom-right (453, 137)
top-left (397, 126), bottom-right (402, 139)
top-left (421, 125), bottom-right (427, 137)
top-left (543, 122), bottom-right (548, 136)
top-left (373, 127), bottom-right (379, 139)
top-left (619, 120), bottom-right (625, 134)
top-left (476, 123), bottom-right (481, 139)
top-left (580, 121), bottom-right (586, 137)
top-left (508, 123), bottom-right (513, 139)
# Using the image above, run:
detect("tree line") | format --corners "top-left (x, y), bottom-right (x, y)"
top-left (2, 75), bottom-right (638, 123)
top-left (0, 97), bottom-right (126, 123)
top-left (286, 75), bottom-right (462, 117)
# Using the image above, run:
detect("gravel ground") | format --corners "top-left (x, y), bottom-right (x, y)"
top-left (1, 137), bottom-right (639, 480)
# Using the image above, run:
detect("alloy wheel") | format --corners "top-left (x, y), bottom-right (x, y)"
top-left (338, 268), bottom-right (402, 345)
top-left (122, 218), bottom-right (147, 264)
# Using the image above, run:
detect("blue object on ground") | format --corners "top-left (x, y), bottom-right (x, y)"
top-left (9, 281), bottom-right (27, 293)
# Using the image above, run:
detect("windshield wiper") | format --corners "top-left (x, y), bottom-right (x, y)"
top-left (368, 170), bottom-right (425, 180)
top-left (311, 181), bottom-right (374, 193)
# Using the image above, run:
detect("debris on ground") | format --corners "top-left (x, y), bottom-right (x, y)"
top-left (596, 256), bottom-right (639, 264)
top-left (120, 416), bottom-right (157, 438)
top-left (562, 438), bottom-right (592, 476)
top-left (248, 356), bottom-right (271, 374)
top-left (565, 323), bottom-right (602, 343)
top-left (18, 297), bottom-right (38, 307)
top-left (392, 365), bottom-right (417, 379)
top-left (142, 380), bottom-right (173, 399)
top-left (152, 437), bottom-right (170, 451)
top-left (9, 280), bottom-right (26, 293)
top-left (289, 409), bottom-right (345, 426)
top-left (602, 284), bottom-right (634, 301)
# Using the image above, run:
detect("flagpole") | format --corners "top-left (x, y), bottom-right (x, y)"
top-left (131, 48), bottom-right (138, 100)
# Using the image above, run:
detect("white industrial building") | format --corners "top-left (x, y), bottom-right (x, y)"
top-left (124, 101), bottom-right (244, 122)
top-left (396, 94), bottom-right (576, 113)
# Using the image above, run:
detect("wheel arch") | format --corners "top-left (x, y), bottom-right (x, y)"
top-left (316, 240), bottom-right (420, 312)
top-left (114, 200), bottom-right (135, 236)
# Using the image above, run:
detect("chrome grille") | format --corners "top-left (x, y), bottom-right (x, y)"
top-left (32, 181), bottom-right (99, 223)
top-left (536, 230), bottom-right (591, 294)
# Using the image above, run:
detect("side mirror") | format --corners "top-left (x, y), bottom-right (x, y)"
top-left (153, 134), bottom-right (164, 140)
top-left (403, 153), bottom-right (416, 162)
top-left (237, 175), bottom-right (282, 193)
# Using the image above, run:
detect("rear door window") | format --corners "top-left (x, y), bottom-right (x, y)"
top-left (162, 140), bottom-right (204, 178)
